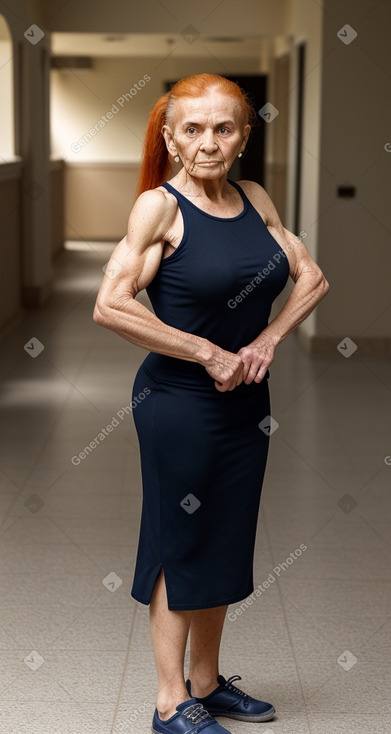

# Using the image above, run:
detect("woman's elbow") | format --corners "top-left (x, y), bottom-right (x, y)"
top-left (312, 265), bottom-right (329, 295)
top-left (310, 269), bottom-right (329, 304)
top-left (93, 299), bottom-right (111, 326)
top-left (315, 274), bottom-right (330, 305)
top-left (321, 274), bottom-right (330, 295)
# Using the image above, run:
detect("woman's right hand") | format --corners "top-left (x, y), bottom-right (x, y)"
top-left (202, 343), bottom-right (245, 392)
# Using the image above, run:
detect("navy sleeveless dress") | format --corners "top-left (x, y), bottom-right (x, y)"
top-left (130, 179), bottom-right (289, 610)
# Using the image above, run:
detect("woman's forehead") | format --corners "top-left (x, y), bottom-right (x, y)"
top-left (173, 93), bottom-right (242, 122)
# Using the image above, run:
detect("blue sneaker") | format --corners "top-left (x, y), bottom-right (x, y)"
top-left (152, 696), bottom-right (233, 734)
top-left (185, 674), bottom-right (276, 723)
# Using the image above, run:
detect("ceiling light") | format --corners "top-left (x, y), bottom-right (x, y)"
top-left (204, 37), bottom-right (245, 43)
top-left (104, 35), bottom-right (127, 42)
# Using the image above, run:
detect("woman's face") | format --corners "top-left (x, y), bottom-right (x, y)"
top-left (163, 90), bottom-right (251, 180)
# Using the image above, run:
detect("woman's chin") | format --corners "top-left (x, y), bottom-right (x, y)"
top-left (190, 164), bottom-right (227, 178)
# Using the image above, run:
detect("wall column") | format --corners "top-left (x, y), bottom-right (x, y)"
top-left (18, 21), bottom-right (53, 306)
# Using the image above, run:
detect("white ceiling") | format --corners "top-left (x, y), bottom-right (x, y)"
top-left (51, 32), bottom-right (267, 59)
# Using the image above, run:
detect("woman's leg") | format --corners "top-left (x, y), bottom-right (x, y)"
top-left (150, 569), bottom-right (193, 720)
top-left (188, 605), bottom-right (228, 697)
top-left (150, 569), bottom-right (228, 717)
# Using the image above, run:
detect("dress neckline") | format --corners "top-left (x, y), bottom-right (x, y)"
top-left (162, 179), bottom-right (248, 221)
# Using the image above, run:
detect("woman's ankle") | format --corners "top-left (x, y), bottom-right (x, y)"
top-left (156, 689), bottom-right (191, 720)
top-left (188, 671), bottom-right (219, 699)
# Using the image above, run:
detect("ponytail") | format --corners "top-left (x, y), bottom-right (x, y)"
top-left (134, 93), bottom-right (171, 200)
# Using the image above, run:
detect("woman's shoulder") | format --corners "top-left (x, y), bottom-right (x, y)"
top-left (133, 184), bottom-right (178, 218)
top-left (235, 180), bottom-right (271, 225)
top-left (129, 185), bottom-right (179, 237)
top-left (135, 184), bottom-right (177, 208)
top-left (235, 179), bottom-right (267, 198)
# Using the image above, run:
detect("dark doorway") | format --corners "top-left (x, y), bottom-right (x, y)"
top-left (164, 75), bottom-right (267, 185)
top-left (294, 43), bottom-right (306, 235)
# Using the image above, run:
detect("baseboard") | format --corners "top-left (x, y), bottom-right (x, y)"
top-left (0, 310), bottom-right (25, 342)
top-left (21, 279), bottom-right (53, 308)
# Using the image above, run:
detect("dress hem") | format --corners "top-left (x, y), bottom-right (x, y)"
top-left (130, 587), bottom-right (254, 611)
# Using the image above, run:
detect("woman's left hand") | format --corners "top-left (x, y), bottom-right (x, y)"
top-left (237, 332), bottom-right (278, 384)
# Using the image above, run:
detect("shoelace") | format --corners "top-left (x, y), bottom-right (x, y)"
top-left (225, 675), bottom-right (250, 706)
top-left (182, 702), bottom-right (211, 724)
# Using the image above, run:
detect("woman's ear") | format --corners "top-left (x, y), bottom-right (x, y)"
top-left (243, 123), bottom-right (251, 146)
top-left (161, 124), bottom-right (177, 157)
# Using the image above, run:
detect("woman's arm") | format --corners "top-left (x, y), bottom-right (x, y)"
top-left (235, 181), bottom-right (330, 383)
top-left (93, 189), bottom-right (244, 390)
top-left (254, 184), bottom-right (330, 345)
top-left (93, 189), bottom-right (209, 362)
top-left (260, 233), bottom-right (329, 347)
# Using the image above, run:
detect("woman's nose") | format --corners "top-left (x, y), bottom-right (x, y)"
top-left (199, 131), bottom-right (218, 152)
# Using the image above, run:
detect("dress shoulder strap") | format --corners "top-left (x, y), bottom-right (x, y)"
top-left (227, 178), bottom-right (252, 208)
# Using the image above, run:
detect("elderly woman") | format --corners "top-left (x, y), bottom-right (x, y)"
top-left (93, 73), bottom-right (329, 734)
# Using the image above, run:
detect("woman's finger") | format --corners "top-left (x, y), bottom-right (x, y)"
top-left (238, 349), bottom-right (253, 381)
top-left (253, 363), bottom-right (269, 382)
top-left (242, 354), bottom-right (262, 383)
top-left (245, 356), bottom-right (270, 383)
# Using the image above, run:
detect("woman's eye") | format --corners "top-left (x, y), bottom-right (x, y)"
top-left (187, 127), bottom-right (197, 134)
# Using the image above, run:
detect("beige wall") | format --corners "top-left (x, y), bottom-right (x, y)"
top-left (264, 52), bottom-right (290, 219)
top-left (50, 159), bottom-right (65, 257)
top-left (0, 0), bottom-right (54, 313)
top-left (261, 1), bottom-right (324, 343)
top-left (277, 0), bottom-right (391, 354)
top-left (0, 0), bottom-right (54, 333)
top-left (0, 157), bottom-right (65, 334)
top-left (282, 0), bottom-right (324, 342)
top-left (0, 163), bottom-right (23, 333)
top-left (315, 0), bottom-right (391, 350)
top-left (65, 162), bottom-right (139, 241)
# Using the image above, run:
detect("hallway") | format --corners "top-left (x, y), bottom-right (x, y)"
top-left (1, 242), bottom-right (390, 733)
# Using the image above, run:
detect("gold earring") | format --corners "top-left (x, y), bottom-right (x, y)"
top-left (238, 152), bottom-right (243, 158)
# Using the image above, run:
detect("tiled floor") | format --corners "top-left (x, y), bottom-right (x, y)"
top-left (1, 241), bottom-right (390, 734)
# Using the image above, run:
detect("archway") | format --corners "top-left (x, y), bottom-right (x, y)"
top-left (0, 14), bottom-right (14, 161)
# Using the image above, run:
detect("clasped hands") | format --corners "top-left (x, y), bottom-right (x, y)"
top-left (204, 332), bottom-right (278, 393)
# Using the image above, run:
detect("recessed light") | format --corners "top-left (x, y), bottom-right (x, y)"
top-left (104, 35), bottom-right (127, 42)
top-left (204, 37), bottom-right (245, 43)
